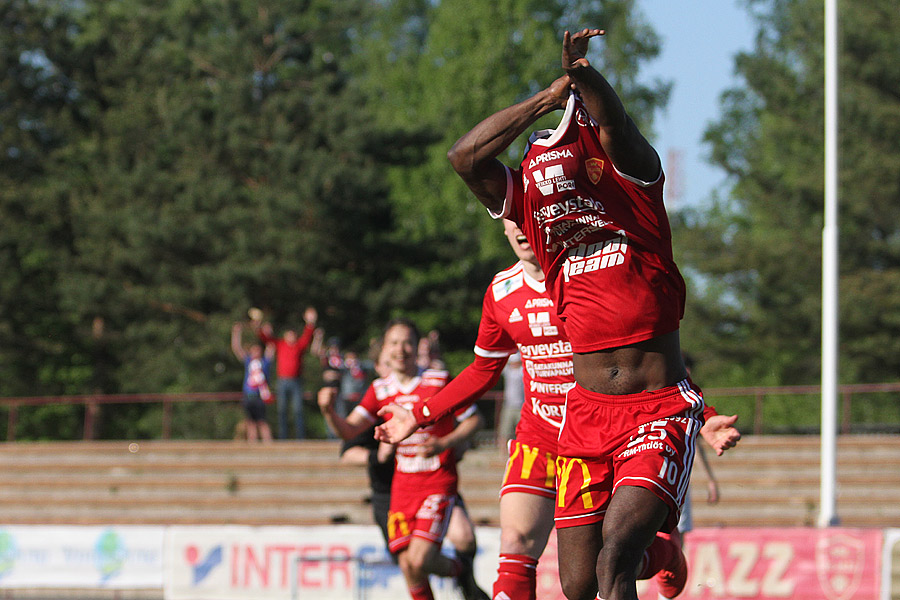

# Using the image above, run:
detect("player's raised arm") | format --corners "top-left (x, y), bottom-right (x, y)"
top-left (447, 74), bottom-right (573, 214)
top-left (562, 28), bottom-right (660, 183)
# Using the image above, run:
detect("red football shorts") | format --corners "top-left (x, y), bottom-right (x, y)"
top-left (554, 379), bottom-right (705, 533)
top-left (387, 491), bottom-right (455, 554)
top-left (500, 438), bottom-right (558, 499)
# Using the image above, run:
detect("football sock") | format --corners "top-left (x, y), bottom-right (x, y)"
top-left (408, 582), bottom-right (435, 600)
top-left (492, 553), bottom-right (538, 600)
top-left (636, 533), bottom-right (679, 580)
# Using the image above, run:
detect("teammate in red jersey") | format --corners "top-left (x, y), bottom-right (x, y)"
top-left (379, 219), bottom-right (570, 600)
top-left (318, 318), bottom-right (489, 600)
top-left (442, 28), bottom-right (739, 600)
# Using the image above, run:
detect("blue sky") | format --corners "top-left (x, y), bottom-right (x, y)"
top-left (636, 0), bottom-right (757, 208)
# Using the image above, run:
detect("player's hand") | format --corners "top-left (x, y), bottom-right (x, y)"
top-left (563, 28), bottom-right (604, 71)
top-left (419, 437), bottom-right (446, 458)
top-left (374, 404), bottom-right (419, 443)
top-left (317, 387), bottom-right (337, 412)
top-left (304, 306), bottom-right (318, 325)
top-left (545, 73), bottom-right (574, 108)
top-left (700, 413), bottom-right (741, 456)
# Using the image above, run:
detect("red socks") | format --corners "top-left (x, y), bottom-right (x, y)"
top-left (408, 582), bottom-right (435, 600)
top-left (493, 553), bottom-right (538, 600)
top-left (636, 533), bottom-right (680, 580)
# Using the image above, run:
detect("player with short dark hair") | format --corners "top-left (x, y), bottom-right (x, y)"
top-left (441, 28), bottom-right (739, 600)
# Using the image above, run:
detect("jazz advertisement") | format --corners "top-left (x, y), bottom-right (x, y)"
top-left (535, 527), bottom-right (882, 600)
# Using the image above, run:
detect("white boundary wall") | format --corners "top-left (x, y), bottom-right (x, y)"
top-left (0, 525), bottom-right (894, 599)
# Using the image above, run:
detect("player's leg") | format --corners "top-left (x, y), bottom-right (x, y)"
top-left (445, 501), bottom-right (490, 600)
top-left (446, 502), bottom-right (477, 559)
top-left (396, 541), bottom-right (437, 600)
top-left (556, 521), bottom-right (604, 600)
top-left (596, 485), bottom-right (669, 600)
top-left (494, 491), bottom-right (555, 600)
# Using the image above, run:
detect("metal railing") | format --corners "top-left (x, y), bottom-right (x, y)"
top-left (1, 382), bottom-right (898, 441)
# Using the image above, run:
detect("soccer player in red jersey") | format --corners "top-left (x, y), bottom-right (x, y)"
top-left (440, 28), bottom-right (739, 600)
top-left (380, 219), bottom-right (570, 600)
top-left (377, 222), bottom-right (740, 600)
top-left (318, 318), bottom-right (490, 600)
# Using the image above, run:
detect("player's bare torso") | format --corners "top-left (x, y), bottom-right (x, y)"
top-left (572, 330), bottom-right (687, 394)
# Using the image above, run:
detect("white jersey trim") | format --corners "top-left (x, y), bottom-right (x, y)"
top-left (474, 345), bottom-right (514, 359)
top-left (613, 161), bottom-right (662, 188)
top-left (351, 404), bottom-right (377, 424)
top-left (528, 92), bottom-right (577, 148)
top-left (522, 265), bottom-right (546, 294)
top-left (488, 166), bottom-right (515, 220)
top-left (456, 404), bottom-right (478, 421)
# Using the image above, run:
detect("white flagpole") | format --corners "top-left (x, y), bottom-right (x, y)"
top-left (819, 0), bottom-right (840, 528)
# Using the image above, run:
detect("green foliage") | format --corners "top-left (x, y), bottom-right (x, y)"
top-left (1, 1), bottom-right (669, 439)
top-left (676, 0), bottom-right (900, 387)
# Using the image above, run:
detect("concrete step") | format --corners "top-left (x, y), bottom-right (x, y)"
top-left (0, 435), bottom-right (896, 529)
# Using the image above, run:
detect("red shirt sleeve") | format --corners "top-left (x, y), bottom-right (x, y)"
top-left (412, 354), bottom-right (506, 426)
top-left (473, 283), bottom-right (518, 359)
top-left (356, 384), bottom-right (381, 422)
top-left (256, 328), bottom-right (275, 346)
top-left (296, 324), bottom-right (315, 353)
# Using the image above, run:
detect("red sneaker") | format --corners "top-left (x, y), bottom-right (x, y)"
top-left (655, 546), bottom-right (688, 599)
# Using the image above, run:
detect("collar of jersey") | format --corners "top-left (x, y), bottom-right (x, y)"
top-left (527, 92), bottom-right (577, 149)
top-left (520, 262), bottom-right (547, 294)
top-left (384, 371), bottom-right (422, 395)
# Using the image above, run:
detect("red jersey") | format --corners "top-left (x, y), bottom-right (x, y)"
top-left (258, 325), bottom-right (315, 379)
top-left (354, 369), bottom-right (463, 497)
top-left (493, 93), bottom-right (686, 353)
top-left (474, 261), bottom-right (572, 450)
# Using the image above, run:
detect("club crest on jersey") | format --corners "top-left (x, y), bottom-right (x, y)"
top-left (585, 158), bottom-right (605, 184)
top-left (492, 272), bottom-right (524, 301)
top-left (508, 308), bottom-right (523, 323)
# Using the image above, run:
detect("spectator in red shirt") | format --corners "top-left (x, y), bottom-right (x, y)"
top-left (253, 307), bottom-right (318, 439)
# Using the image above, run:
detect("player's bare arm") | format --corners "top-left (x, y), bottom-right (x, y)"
top-left (318, 387), bottom-right (373, 440)
top-left (448, 74), bottom-right (572, 214)
top-left (374, 403), bottom-right (420, 443)
top-left (699, 413), bottom-right (741, 456)
top-left (562, 28), bottom-right (660, 183)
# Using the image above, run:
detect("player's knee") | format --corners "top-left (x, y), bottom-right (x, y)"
top-left (559, 568), bottom-right (597, 600)
top-left (499, 526), bottom-right (531, 555)
top-left (447, 527), bottom-right (476, 555)
top-left (398, 551), bottom-right (423, 580)
top-left (596, 535), bottom-right (644, 579)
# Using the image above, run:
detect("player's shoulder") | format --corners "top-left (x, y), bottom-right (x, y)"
top-left (490, 262), bottom-right (526, 302)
